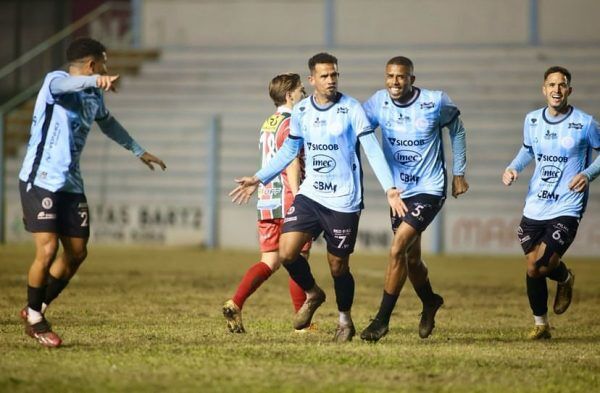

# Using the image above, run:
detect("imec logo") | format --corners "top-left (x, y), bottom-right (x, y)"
top-left (312, 154), bottom-right (336, 173)
top-left (540, 165), bottom-right (562, 183)
top-left (393, 150), bottom-right (422, 167)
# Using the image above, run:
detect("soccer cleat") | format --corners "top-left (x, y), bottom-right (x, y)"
top-left (528, 324), bottom-right (551, 340)
top-left (22, 313), bottom-right (62, 348)
top-left (293, 285), bottom-right (326, 330)
top-left (360, 317), bottom-right (389, 342)
top-left (294, 322), bottom-right (318, 334)
top-left (419, 294), bottom-right (444, 338)
top-left (333, 323), bottom-right (356, 343)
top-left (222, 299), bottom-right (245, 333)
top-left (553, 270), bottom-right (575, 315)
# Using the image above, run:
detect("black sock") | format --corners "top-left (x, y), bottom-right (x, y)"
top-left (526, 274), bottom-right (548, 316)
top-left (27, 285), bottom-right (47, 312)
top-left (283, 255), bottom-right (315, 291)
top-left (333, 271), bottom-right (354, 312)
top-left (44, 275), bottom-right (70, 306)
top-left (375, 290), bottom-right (399, 325)
top-left (546, 261), bottom-right (568, 282)
top-left (414, 280), bottom-right (435, 304)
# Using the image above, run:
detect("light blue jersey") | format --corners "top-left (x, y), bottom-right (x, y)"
top-left (289, 93), bottom-right (374, 212)
top-left (363, 88), bottom-right (466, 198)
top-left (514, 106), bottom-right (600, 219)
top-left (19, 71), bottom-right (144, 193)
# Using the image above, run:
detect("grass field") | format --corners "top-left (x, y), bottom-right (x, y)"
top-left (1, 244), bottom-right (599, 392)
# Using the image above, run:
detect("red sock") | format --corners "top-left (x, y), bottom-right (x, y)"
top-left (232, 262), bottom-right (273, 309)
top-left (288, 277), bottom-right (306, 312)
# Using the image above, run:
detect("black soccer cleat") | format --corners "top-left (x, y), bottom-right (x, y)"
top-left (360, 317), bottom-right (389, 342)
top-left (419, 294), bottom-right (444, 338)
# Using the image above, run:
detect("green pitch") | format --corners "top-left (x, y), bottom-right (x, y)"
top-left (1, 245), bottom-right (599, 392)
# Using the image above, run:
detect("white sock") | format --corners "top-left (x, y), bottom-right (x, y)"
top-left (27, 308), bottom-right (43, 325)
top-left (339, 311), bottom-right (352, 326)
top-left (533, 314), bottom-right (548, 326)
top-left (41, 303), bottom-right (48, 314)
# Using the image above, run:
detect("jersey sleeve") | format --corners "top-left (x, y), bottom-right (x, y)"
top-left (49, 75), bottom-right (98, 96)
top-left (290, 105), bottom-right (304, 139)
top-left (95, 91), bottom-right (110, 121)
top-left (439, 92), bottom-right (460, 128)
top-left (352, 101), bottom-right (374, 137)
top-left (523, 117), bottom-right (532, 147)
top-left (587, 117), bottom-right (600, 150)
top-left (362, 94), bottom-right (380, 129)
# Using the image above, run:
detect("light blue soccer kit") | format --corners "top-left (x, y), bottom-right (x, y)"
top-left (255, 92), bottom-right (395, 255)
top-left (508, 105), bottom-right (600, 254)
top-left (19, 71), bottom-right (145, 235)
top-left (362, 87), bottom-right (466, 232)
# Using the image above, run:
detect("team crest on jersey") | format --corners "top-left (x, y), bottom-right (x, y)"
top-left (415, 118), bottom-right (430, 131)
top-left (561, 136), bottom-right (575, 149)
top-left (41, 197), bottom-right (53, 210)
top-left (530, 118), bottom-right (538, 125)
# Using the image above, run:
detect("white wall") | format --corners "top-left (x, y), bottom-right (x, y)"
top-left (141, 0), bottom-right (600, 48)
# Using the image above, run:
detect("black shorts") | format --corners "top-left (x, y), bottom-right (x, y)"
top-left (19, 181), bottom-right (90, 238)
top-left (391, 194), bottom-right (444, 233)
top-left (517, 215), bottom-right (579, 256)
top-left (282, 194), bottom-right (360, 257)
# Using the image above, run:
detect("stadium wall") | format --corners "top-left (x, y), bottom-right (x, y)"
top-left (141, 0), bottom-right (600, 48)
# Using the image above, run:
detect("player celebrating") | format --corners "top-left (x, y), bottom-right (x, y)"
top-left (229, 52), bottom-right (406, 342)
top-left (222, 73), bottom-right (312, 333)
top-left (503, 66), bottom-right (600, 339)
top-left (360, 56), bottom-right (469, 342)
top-left (18, 37), bottom-right (166, 348)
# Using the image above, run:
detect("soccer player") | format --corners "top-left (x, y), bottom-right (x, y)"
top-left (229, 52), bottom-right (407, 342)
top-left (503, 66), bottom-right (600, 339)
top-left (360, 56), bottom-right (469, 342)
top-left (18, 37), bottom-right (166, 348)
top-left (222, 73), bottom-right (312, 333)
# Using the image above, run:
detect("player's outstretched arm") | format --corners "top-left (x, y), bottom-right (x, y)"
top-left (229, 176), bottom-right (260, 205)
top-left (139, 152), bottom-right (166, 171)
top-left (502, 168), bottom-right (519, 186)
top-left (49, 74), bottom-right (119, 95)
top-left (452, 175), bottom-right (469, 198)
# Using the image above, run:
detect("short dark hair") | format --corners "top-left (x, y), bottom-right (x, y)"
top-left (269, 73), bottom-right (302, 107)
top-left (544, 66), bottom-right (571, 84)
top-left (308, 52), bottom-right (338, 73)
top-left (387, 56), bottom-right (414, 73)
top-left (66, 37), bottom-right (106, 62)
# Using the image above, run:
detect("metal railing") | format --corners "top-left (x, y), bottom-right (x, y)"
top-left (0, 1), bottom-right (137, 243)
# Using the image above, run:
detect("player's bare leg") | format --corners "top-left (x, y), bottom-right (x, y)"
top-left (361, 223), bottom-right (418, 342)
top-left (327, 252), bottom-right (355, 342)
top-left (23, 232), bottom-right (62, 348)
top-left (406, 237), bottom-right (444, 338)
top-left (280, 231), bottom-right (325, 330)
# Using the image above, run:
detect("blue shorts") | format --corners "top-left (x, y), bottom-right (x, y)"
top-left (517, 215), bottom-right (579, 256)
top-left (19, 180), bottom-right (90, 238)
top-left (282, 194), bottom-right (360, 257)
top-left (391, 193), bottom-right (444, 233)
